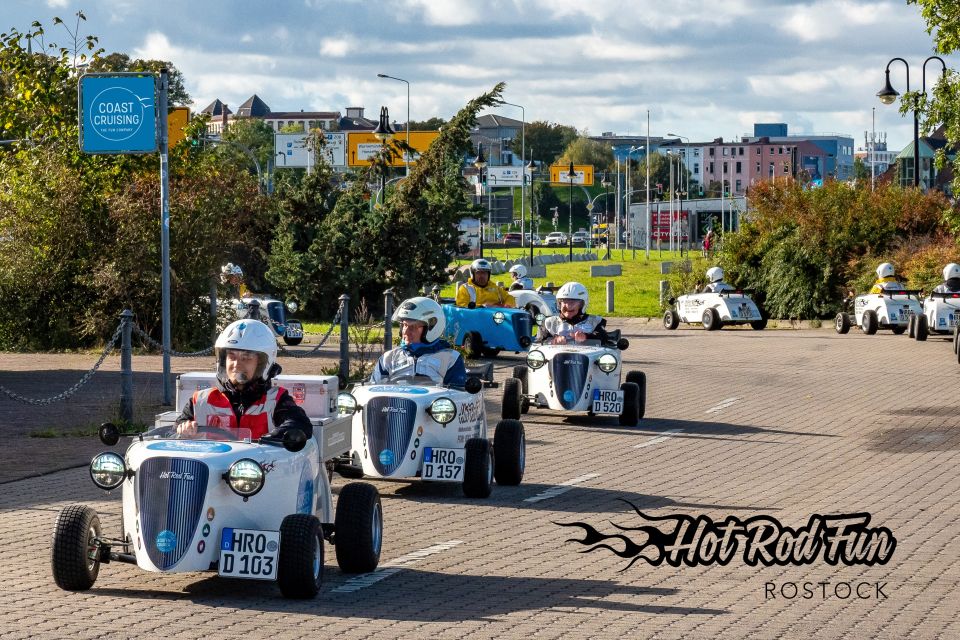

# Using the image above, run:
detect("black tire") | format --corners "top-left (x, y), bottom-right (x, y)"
top-left (277, 514), bottom-right (323, 599)
top-left (334, 482), bottom-right (382, 574)
top-left (861, 310), bottom-right (878, 335)
top-left (915, 315), bottom-right (929, 341)
top-left (482, 348), bottom-right (502, 358)
top-left (954, 324), bottom-right (960, 354)
top-left (283, 336), bottom-right (303, 346)
top-left (51, 504), bottom-right (101, 591)
top-left (493, 419), bottom-right (525, 486)
top-left (750, 317), bottom-right (768, 330)
top-left (835, 312), bottom-right (850, 334)
top-left (501, 378), bottom-right (522, 420)
top-left (618, 382), bottom-right (641, 427)
top-left (702, 308), bottom-right (721, 331)
top-left (336, 464), bottom-right (364, 479)
top-left (908, 314), bottom-right (917, 339)
top-left (512, 366), bottom-right (530, 414)
top-left (663, 309), bottom-right (680, 330)
top-left (891, 325), bottom-right (907, 335)
top-left (465, 332), bottom-right (484, 359)
top-left (625, 371), bottom-right (647, 420)
top-left (462, 438), bottom-right (493, 499)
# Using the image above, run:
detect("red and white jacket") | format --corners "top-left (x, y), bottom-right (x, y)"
top-left (191, 386), bottom-right (284, 439)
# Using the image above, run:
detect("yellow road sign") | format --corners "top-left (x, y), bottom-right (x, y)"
top-left (347, 130), bottom-right (440, 167)
top-left (550, 164), bottom-right (594, 186)
top-left (167, 107), bottom-right (190, 147)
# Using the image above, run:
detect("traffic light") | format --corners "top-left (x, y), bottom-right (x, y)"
top-left (656, 183), bottom-right (663, 195)
top-left (698, 184), bottom-right (704, 197)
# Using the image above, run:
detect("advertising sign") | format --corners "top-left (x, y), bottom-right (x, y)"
top-left (347, 131), bottom-right (440, 167)
top-left (651, 208), bottom-right (689, 241)
top-left (79, 73), bottom-right (157, 154)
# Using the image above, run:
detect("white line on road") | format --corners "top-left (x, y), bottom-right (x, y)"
top-left (633, 429), bottom-right (685, 448)
top-left (705, 397), bottom-right (741, 414)
top-left (331, 540), bottom-right (463, 593)
top-left (523, 472), bottom-right (600, 503)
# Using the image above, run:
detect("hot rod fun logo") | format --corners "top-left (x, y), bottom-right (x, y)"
top-left (555, 500), bottom-right (896, 571)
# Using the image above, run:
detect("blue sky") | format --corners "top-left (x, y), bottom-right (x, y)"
top-left (6, 0), bottom-right (955, 150)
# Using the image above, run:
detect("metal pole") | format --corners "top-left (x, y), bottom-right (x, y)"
top-left (159, 69), bottom-right (172, 405)
top-left (871, 107), bottom-right (876, 192)
top-left (339, 294), bottom-right (350, 382)
top-left (645, 109), bottom-right (651, 259)
top-left (383, 288), bottom-right (394, 351)
top-left (669, 153), bottom-right (675, 253)
top-left (568, 162), bottom-right (574, 260)
top-left (120, 309), bottom-right (134, 424)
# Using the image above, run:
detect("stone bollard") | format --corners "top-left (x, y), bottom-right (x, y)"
top-left (606, 281), bottom-right (615, 313)
top-left (339, 294), bottom-right (350, 382)
top-left (659, 281), bottom-right (670, 307)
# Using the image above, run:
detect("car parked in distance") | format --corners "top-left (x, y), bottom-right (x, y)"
top-left (571, 231), bottom-right (589, 245)
top-left (544, 232), bottom-right (567, 246)
top-left (504, 232), bottom-right (523, 245)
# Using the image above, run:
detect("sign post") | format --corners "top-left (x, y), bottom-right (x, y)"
top-left (158, 70), bottom-right (172, 405)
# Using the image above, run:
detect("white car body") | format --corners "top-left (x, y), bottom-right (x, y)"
top-left (509, 289), bottom-right (558, 318)
top-left (544, 232), bottom-right (567, 246)
top-left (911, 291), bottom-right (960, 340)
top-left (835, 291), bottom-right (923, 335)
top-left (664, 290), bottom-right (766, 331)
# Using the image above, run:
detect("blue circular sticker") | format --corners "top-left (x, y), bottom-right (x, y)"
top-left (146, 441), bottom-right (232, 453)
top-left (563, 389), bottom-right (576, 403)
top-left (156, 530), bottom-right (177, 553)
top-left (379, 449), bottom-right (395, 466)
top-left (267, 540), bottom-right (278, 552)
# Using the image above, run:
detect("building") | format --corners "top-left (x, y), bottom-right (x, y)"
top-left (201, 95), bottom-right (349, 136)
top-left (742, 123), bottom-right (855, 181)
top-left (895, 125), bottom-right (955, 193)
top-left (855, 131), bottom-right (898, 178)
top-left (470, 115), bottom-right (523, 166)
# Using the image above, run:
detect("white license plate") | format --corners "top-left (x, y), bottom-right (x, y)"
top-left (219, 528), bottom-right (280, 580)
top-left (592, 389), bottom-right (623, 414)
top-left (285, 327), bottom-right (303, 338)
top-left (421, 447), bottom-right (464, 482)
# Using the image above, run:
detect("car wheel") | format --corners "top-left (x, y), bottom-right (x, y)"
top-left (465, 332), bottom-right (484, 359)
top-left (512, 366), bottom-right (530, 413)
top-left (908, 315), bottom-right (916, 338)
top-left (334, 483), bottom-right (382, 574)
top-left (493, 419), bottom-right (525, 486)
top-left (336, 464), bottom-right (365, 479)
top-left (750, 317), bottom-right (768, 330)
top-left (915, 315), bottom-right (929, 341)
top-left (835, 312), bottom-right (850, 334)
top-left (663, 309), bottom-right (680, 330)
top-left (501, 378), bottom-right (522, 420)
top-left (618, 382), bottom-right (641, 427)
top-left (625, 371), bottom-right (646, 420)
top-left (283, 320), bottom-right (304, 346)
top-left (702, 308), bottom-right (721, 331)
top-left (861, 310), bottom-right (878, 335)
top-left (283, 336), bottom-right (303, 346)
top-left (462, 438), bottom-right (493, 499)
top-left (278, 514), bottom-right (323, 599)
top-left (954, 324), bottom-right (960, 354)
top-left (51, 504), bottom-right (101, 591)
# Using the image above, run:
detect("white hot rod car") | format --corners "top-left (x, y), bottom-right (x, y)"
top-left (663, 289), bottom-right (767, 331)
top-left (835, 290), bottom-right (923, 335)
top-left (51, 374), bottom-right (381, 599)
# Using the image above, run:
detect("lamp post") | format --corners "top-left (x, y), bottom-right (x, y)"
top-left (567, 160), bottom-right (575, 260)
top-left (502, 101), bottom-right (526, 245)
top-left (377, 74), bottom-right (410, 176)
top-left (877, 56), bottom-right (946, 189)
top-left (474, 144), bottom-right (487, 258)
top-left (527, 153), bottom-right (537, 263)
top-left (624, 145), bottom-right (644, 253)
top-left (372, 105), bottom-right (395, 203)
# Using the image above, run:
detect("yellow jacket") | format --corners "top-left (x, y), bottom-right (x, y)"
top-left (455, 278), bottom-right (515, 308)
top-left (870, 276), bottom-right (903, 294)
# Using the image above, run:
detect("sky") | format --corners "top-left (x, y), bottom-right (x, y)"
top-left (5, 0), bottom-right (956, 151)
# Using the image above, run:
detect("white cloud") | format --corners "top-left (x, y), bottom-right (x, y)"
top-left (399, 0), bottom-right (483, 26)
top-left (319, 38), bottom-right (350, 57)
top-left (46, 0), bottom-right (69, 8)
top-left (780, 0), bottom-right (900, 42)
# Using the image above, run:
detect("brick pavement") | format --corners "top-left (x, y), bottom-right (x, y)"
top-left (1, 321), bottom-right (959, 638)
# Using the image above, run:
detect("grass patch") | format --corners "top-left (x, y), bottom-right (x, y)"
top-left (31, 426), bottom-right (102, 438)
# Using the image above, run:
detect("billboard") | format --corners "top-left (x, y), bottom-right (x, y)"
top-left (650, 209), bottom-right (689, 241)
top-left (79, 73), bottom-right (157, 154)
top-left (275, 132), bottom-right (346, 168)
top-left (347, 131), bottom-right (440, 167)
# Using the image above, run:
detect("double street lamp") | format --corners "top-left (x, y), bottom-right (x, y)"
top-left (877, 56), bottom-right (946, 189)
top-left (567, 160), bottom-right (576, 260)
top-left (474, 144), bottom-right (488, 258)
top-left (372, 106), bottom-right (395, 204)
top-left (376, 73), bottom-right (410, 176)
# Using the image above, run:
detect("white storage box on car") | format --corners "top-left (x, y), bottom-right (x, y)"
top-left (175, 372), bottom-right (218, 413)
top-left (272, 374), bottom-right (338, 418)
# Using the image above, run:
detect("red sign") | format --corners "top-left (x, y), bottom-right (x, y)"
top-left (650, 209), bottom-right (689, 241)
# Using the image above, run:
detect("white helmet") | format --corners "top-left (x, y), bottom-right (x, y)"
top-left (509, 264), bottom-right (527, 279)
top-left (706, 266), bottom-right (724, 283)
top-left (470, 258), bottom-right (493, 279)
top-left (876, 262), bottom-right (895, 279)
top-left (944, 263), bottom-right (960, 281)
top-left (215, 319), bottom-right (278, 382)
top-left (393, 296), bottom-right (446, 342)
top-left (557, 281), bottom-right (589, 313)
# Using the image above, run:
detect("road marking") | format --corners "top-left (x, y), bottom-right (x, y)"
top-left (331, 540), bottom-right (463, 593)
top-left (633, 429), bottom-right (684, 448)
top-left (523, 472), bottom-right (600, 503)
top-left (705, 397), bottom-right (740, 414)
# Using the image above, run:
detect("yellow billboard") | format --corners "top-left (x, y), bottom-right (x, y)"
top-left (347, 130), bottom-right (440, 167)
top-left (167, 107), bottom-right (190, 147)
top-left (549, 164), bottom-right (594, 186)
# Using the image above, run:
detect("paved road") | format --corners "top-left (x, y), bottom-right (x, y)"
top-left (2, 323), bottom-right (958, 639)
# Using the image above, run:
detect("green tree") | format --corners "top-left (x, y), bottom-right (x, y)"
top-left (408, 117), bottom-right (446, 131)
top-left (221, 117), bottom-right (276, 179)
top-left (88, 52), bottom-right (191, 106)
top-left (557, 137), bottom-right (614, 172)
top-left (516, 121), bottom-right (577, 166)
top-left (853, 157), bottom-right (870, 185)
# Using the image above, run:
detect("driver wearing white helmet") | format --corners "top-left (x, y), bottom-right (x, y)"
top-left (455, 258), bottom-right (515, 308)
top-left (371, 297), bottom-right (467, 386)
top-left (539, 282), bottom-right (609, 345)
top-left (175, 319), bottom-right (311, 439)
top-left (220, 262), bottom-right (248, 298)
top-left (933, 263), bottom-right (960, 293)
top-left (870, 262), bottom-right (905, 294)
top-left (702, 266), bottom-right (734, 293)
top-left (508, 264), bottom-right (534, 291)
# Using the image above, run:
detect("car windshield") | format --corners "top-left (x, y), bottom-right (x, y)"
top-left (142, 426), bottom-right (255, 442)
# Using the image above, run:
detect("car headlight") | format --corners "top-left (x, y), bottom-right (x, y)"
top-left (527, 350), bottom-right (546, 369)
top-left (534, 313), bottom-right (545, 326)
top-left (225, 459), bottom-right (265, 497)
top-left (428, 397), bottom-right (457, 424)
top-left (90, 452), bottom-right (126, 490)
top-left (596, 353), bottom-right (618, 373)
top-left (337, 392), bottom-right (358, 415)
top-left (493, 311), bottom-right (505, 325)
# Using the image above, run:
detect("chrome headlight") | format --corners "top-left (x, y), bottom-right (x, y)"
top-left (527, 350), bottom-right (546, 369)
top-left (337, 392), bottom-right (358, 415)
top-left (493, 311), bottom-right (505, 324)
top-left (90, 452), bottom-right (126, 490)
top-left (428, 397), bottom-right (457, 424)
top-left (596, 353), bottom-right (618, 373)
top-left (225, 459), bottom-right (265, 497)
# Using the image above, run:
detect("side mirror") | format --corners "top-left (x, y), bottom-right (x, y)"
top-left (617, 338), bottom-right (630, 351)
top-left (468, 302), bottom-right (477, 309)
top-left (283, 428), bottom-right (307, 453)
top-left (667, 297), bottom-right (676, 305)
top-left (336, 392), bottom-right (358, 415)
top-left (464, 377), bottom-right (483, 394)
top-left (285, 300), bottom-right (299, 313)
top-left (99, 422), bottom-right (120, 446)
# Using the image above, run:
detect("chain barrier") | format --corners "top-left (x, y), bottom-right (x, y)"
top-left (0, 323), bottom-right (123, 406)
top-left (276, 303), bottom-right (343, 358)
top-left (132, 324), bottom-right (216, 357)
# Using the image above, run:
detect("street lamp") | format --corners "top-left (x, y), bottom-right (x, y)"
top-left (567, 160), bottom-right (575, 260)
top-left (624, 146), bottom-right (644, 253)
top-left (502, 101), bottom-right (526, 245)
top-left (372, 106), bottom-right (395, 206)
top-left (600, 172), bottom-right (612, 260)
top-left (877, 56), bottom-right (946, 189)
top-left (527, 153), bottom-right (537, 263)
top-left (474, 143), bottom-right (488, 258)
top-left (377, 73), bottom-right (410, 176)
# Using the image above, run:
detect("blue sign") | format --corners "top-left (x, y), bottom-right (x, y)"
top-left (80, 73), bottom-right (157, 154)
